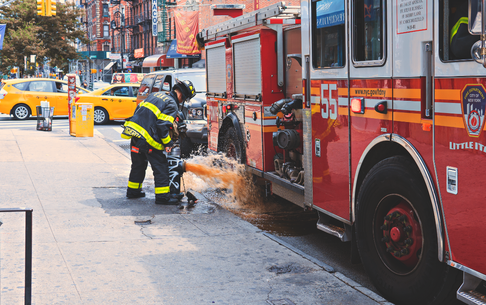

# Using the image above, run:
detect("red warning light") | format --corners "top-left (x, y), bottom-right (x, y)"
top-left (351, 98), bottom-right (364, 114)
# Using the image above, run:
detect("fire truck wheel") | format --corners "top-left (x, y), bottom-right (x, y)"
top-left (356, 156), bottom-right (461, 305)
top-left (222, 127), bottom-right (243, 163)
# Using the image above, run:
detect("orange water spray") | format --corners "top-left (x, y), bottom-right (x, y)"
top-left (184, 161), bottom-right (249, 203)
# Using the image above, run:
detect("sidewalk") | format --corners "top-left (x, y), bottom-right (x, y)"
top-left (0, 127), bottom-right (392, 304)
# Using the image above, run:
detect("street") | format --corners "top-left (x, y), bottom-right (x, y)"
top-left (0, 114), bottom-right (379, 297)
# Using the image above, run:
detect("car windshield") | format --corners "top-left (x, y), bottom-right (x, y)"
top-left (176, 72), bottom-right (206, 92)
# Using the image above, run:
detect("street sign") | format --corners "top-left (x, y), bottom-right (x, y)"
top-left (152, 0), bottom-right (157, 36)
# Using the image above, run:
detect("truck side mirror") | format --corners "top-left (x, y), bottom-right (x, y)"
top-left (469, 0), bottom-right (484, 35)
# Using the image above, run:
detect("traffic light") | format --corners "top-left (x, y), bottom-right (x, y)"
top-left (46, 0), bottom-right (56, 16)
top-left (37, 0), bottom-right (46, 16)
top-left (49, 0), bottom-right (56, 16)
top-left (91, 69), bottom-right (97, 74)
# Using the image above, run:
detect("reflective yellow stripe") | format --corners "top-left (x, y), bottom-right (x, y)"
top-left (158, 112), bottom-right (174, 123)
top-left (124, 121), bottom-right (163, 150)
top-left (128, 181), bottom-right (142, 189)
top-left (121, 133), bottom-right (131, 139)
top-left (451, 17), bottom-right (469, 43)
top-left (161, 134), bottom-right (171, 144)
top-left (154, 186), bottom-right (170, 194)
top-left (140, 101), bottom-right (175, 123)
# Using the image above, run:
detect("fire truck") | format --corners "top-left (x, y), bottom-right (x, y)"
top-left (197, 1), bottom-right (486, 304)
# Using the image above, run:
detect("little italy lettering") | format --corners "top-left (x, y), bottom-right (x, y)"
top-left (450, 141), bottom-right (486, 153)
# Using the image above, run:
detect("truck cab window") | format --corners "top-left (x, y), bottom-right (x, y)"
top-left (312, 0), bottom-right (346, 68)
top-left (353, 0), bottom-right (385, 64)
top-left (440, 0), bottom-right (480, 61)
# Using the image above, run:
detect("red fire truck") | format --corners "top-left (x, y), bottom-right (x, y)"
top-left (197, 1), bottom-right (486, 304)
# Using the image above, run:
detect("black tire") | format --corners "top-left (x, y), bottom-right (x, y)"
top-left (93, 107), bottom-right (109, 125)
top-left (356, 156), bottom-right (461, 305)
top-left (12, 104), bottom-right (31, 120)
top-left (222, 126), bottom-right (244, 163)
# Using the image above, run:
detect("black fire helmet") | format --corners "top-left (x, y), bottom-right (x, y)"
top-left (173, 79), bottom-right (196, 102)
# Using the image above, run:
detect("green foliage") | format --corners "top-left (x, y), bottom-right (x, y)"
top-left (0, 0), bottom-right (87, 74)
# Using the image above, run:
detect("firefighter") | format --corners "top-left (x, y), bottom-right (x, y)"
top-left (450, 1), bottom-right (479, 59)
top-left (121, 80), bottom-right (196, 205)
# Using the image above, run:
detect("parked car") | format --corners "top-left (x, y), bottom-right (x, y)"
top-left (0, 78), bottom-right (89, 120)
top-left (136, 69), bottom-right (207, 157)
top-left (78, 83), bottom-right (140, 124)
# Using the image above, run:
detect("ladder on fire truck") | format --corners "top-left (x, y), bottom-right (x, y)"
top-left (198, 2), bottom-right (300, 41)
top-left (198, 2), bottom-right (301, 88)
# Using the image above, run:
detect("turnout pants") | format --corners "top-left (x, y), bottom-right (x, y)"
top-left (127, 138), bottom-right (170, 201)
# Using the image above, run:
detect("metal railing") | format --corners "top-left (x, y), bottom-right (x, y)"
top-left (0, 208), bottom-right (33, 305)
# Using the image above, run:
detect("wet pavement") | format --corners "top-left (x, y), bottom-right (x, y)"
top-left (0, 127), bottom-right (392, 304)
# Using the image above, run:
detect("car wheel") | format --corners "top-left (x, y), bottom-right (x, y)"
top-left (222, 126), bottom-right (244, 163)
top-left (93, 107), bottom-right (109, 125)
top-left (356, 156), bottom-right (461, 305)
top-left (12, 104), bottom-right (31, 120)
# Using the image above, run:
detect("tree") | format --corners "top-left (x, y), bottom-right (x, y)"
top-left (0, 0), bottom-right (87, 74)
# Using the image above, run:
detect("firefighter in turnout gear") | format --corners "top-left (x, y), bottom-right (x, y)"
top-left (450, 1), bottom-right (479, 59)
top-left (122, 80), bottom-right (196, 205)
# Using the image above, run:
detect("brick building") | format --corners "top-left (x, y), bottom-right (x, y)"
top-left (80, 0), bottom-right (112, 52)
top-left (128, 0), bottom-right (158, 63)
top-left (77, 0), bottom-right (297, 75)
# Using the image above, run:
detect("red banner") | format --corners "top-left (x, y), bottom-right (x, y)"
top-left (174, 10), bottom-right (201, 55)
top-left (134, 48), bottom-right (144, 58)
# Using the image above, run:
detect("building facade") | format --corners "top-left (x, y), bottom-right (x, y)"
top-left (76, 0), bottom-right (297, 75)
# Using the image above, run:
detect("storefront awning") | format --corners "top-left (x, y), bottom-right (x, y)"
top-left (166, 40), bottom-right (201, 59)
top-left (142, 54), bottom-right (174, 67)
top-left (104, 61), bottom-right (116, 71)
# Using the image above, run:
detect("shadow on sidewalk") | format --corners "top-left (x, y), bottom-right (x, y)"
top-left (93, 187), bottom-right (216, 217)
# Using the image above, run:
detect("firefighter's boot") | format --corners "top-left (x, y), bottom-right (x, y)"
top-left (126, 188), bottom-right (146, 199)
top-left (155, 196), bottom-right (179, 205)
top-left (171, 192), bottom-right (184, 201)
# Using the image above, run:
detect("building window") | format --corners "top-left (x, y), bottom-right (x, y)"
top-left (103, 4), bottom-right (109, 16)
top-left (104, 24), bottom-right (109, 37)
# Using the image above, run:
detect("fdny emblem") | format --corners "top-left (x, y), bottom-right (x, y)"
top-left (461, 84), bottom-right (486, 138)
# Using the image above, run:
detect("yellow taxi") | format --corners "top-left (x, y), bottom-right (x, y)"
top-left (77, 83), bottom-right (140, 124)
top-left (0, 78), bottom-right (90, 120)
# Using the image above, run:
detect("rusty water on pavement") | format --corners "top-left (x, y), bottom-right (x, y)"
top-left (182, 155), bottom-right (317, 236)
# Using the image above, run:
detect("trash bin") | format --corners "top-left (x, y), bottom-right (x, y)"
top-left (36, 102), bottom-right (54, 131)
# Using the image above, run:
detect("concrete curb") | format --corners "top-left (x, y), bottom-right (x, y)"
top-left (263, 233), bottom-right (394, 304)
top-left (262, 232), bottom-right (335, 273)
